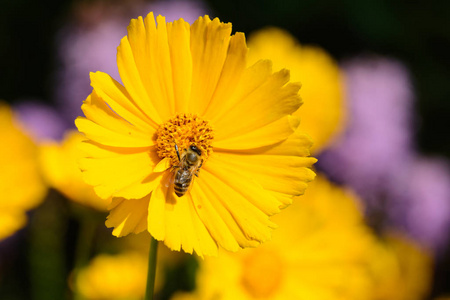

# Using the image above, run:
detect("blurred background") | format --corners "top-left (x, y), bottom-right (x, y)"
top-left (1, 0), bottom-right (449, 299)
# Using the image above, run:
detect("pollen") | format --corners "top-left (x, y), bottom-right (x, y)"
top-left (156, 114), bottom-right (214, 167)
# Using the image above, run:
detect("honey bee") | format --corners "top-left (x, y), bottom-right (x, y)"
top-left (172, 143), bottom-right (203, 197)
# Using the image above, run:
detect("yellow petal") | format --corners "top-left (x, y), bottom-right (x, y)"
top-left (201, 32), bottom-right (248, 117)
top-left (106, 197), bottom-right (149, 237)
top-left (79, 91), bottom-right (156, 147)
top-left (141, 14), bottom-right (175, 119)
top-left (153, 157), bottom-right (171, 172)
top-left (79, 144), bottom-right (161, 199)
top-left (188, 184), bottom-right (241, 252)
top-left (197, 168), bottom-right (276, 244)
top-left (204, 155), bottom-right (282, 216)
top-left (211, 67), bottom-right (301, 140)
top-left (117, 15), bottom-right (167, 124)
top-left (167, 18), bottom-right (193, 113)
top-left (90, 71), bottom-right (157, 130)
top-left (247, 28), bottom-right (345, 154)
top-left (205, 59), bottom-right (272, 118)
top-left (213, 115), bottom-right (300, 150)
top-left (188, 16), bottom-right (232, 114)
top-left (148, 172), bottom-right (218, 257)
top-left (212, 133), bottom-right (316, 197)
top-left (192, 173), bottom-right (267, 250)
top-left (75, 117), bottom-right (154, 148)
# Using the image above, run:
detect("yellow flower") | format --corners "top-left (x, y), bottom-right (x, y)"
top-left (39, 130), bottom-right (110, 211)
top-left (368, 232), bottom-right (433, 300)
top-left (0, 103), bottom-right (46, 240)
top-left (247, 28), bottom-right (345, 154)
top-left (172, 175), bottom-right (379, 300)
top-left (74, 251), bottom-right (163, 300)
top-left (76, 13), bottom-right (316, 257)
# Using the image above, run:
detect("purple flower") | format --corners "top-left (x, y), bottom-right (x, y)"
top-left (318, 56), bottom-right (415, 204)
top-left (388, 156), bottom-right (450, 253)
top-left (14, 100), bottom-right (66, 142)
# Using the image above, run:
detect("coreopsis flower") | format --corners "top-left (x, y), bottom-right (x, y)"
top-left (76, 13), bottom-right (316, 257)
top-left (368, 232), bottom-right (433, 300)
top-left (0, 103), bottom-right (46, 240)
top-left (39, 130), bottom-right (110, 211)
top-left (74, 251), bottom-right (163, 300)
top-left (171, 175), bottom-right (380, 300)
top-left (247, 28), bottom-right (345, 154)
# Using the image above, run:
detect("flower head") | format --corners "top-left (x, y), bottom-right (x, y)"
top-left (39, 130), bottom-right (110, 211)
top-left (0, 103), bottom-right (46, 240)
top-left (368, 232), bottom-right (433, 300)
top-left (76, 13), bottom-right (316, 257)
top-left (74, 252), bottom-right (162, 300)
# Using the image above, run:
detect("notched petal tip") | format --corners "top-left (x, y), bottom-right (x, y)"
top-left (288, 115), bottom-right (301, 131)
top-left (153, 157), bottom-right (170, 172)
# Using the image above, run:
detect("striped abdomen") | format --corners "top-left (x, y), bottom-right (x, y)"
top-left (174, 168), bottom-right (193, 197)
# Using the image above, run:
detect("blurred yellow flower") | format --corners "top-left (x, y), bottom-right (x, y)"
top-left (0, 103), bottom-right (46, 240)
top-left (39, 130), bottom-right (110, 211)
top-left (76, 13), bottom-right (316, 257)
top-left (172, 175), bottom-right (379, 300)
top-left (74, 251), bottom-right (163, 300)
top-left (369, 232), bottom-right (433, 300)
top-left (247, 28), bottom-right (345, 154)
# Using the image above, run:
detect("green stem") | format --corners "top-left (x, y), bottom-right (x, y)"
top-left (145, 236), bottom-right (159, 300)
top-left (73, 213), bottom-right (98, 300)
top-left (29, 192), bottom-right (67, 300)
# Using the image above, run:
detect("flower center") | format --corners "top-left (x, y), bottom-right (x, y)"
top-left (156, 114), bottom-right (214, 167)
top-left (241, 248), bottom-right (284, 298)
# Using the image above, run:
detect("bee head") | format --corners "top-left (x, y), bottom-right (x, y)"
top-left (190, 145), bottom-right (202, 156)
top-left (186, 145), bottom-right (201, 163)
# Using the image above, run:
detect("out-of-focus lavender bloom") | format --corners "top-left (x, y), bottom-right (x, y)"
top-left (14, 100), bottom-right (66, 142)
top-left (53, 0), bottom-right (210, 126)
top-left (388, 156), bottom-right (450, 253)
top-left (318, 56), bottom-right (415, 204)
top-left (148, 0), bottom-right (211, 23)
top-left (318, 56), bottom-right (450, 253)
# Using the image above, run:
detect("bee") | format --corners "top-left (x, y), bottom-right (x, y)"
top-left (172, 143), bottom-right (203, 197)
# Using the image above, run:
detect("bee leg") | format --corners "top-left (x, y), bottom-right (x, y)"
top-left (195, 159), bottom-right (204, 177)
top-left (174, 142), bottom-right (181, 162)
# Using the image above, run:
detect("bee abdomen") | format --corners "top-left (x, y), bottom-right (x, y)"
top-left (174, 169), bottom-right (192, 197)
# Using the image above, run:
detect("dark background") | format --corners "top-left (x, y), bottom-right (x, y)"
top-left (1, 0), bottom-right (449, 298)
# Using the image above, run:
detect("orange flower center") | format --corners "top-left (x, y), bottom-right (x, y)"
top-left (241, 248), bottom-right (284, 298)
top-left (156, 114), bottom-right (214, 168)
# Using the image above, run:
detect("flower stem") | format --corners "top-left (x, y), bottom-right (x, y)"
top-left (145, 236), bottom-right (159, 300)
top-left (73, 214), bottom-right (98, 300)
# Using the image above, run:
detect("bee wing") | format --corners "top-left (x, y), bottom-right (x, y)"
top-left (164, 170), bottom-right (178, 206)
top-left (165, 167), bottom-right (177, 188)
